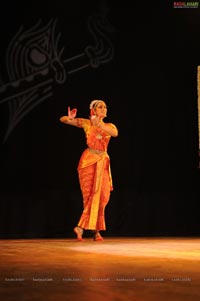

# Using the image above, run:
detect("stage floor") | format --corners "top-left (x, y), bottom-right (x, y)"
top-left (0, 237), bottom-right (200, 301)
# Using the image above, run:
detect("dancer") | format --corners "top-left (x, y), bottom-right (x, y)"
top-left (60, 99), bottom-right (118, 241)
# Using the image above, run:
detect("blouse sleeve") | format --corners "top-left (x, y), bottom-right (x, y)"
top-left (108, 123), bottom-right (117, 130)
top-left (76, 118), bottom-right (90, 130)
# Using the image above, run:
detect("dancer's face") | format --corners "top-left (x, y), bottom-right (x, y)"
top-left (94, 101), bottom-right (107, 118)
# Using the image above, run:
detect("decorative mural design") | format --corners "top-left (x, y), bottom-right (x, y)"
top-left (0, 10), bottom-right (114, 142)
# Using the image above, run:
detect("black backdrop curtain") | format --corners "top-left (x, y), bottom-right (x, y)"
top-left (0, 0), bottom-right (200, 238)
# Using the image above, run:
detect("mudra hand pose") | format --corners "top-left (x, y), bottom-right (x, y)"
top-left (60, 99), bottom-right (118, 241)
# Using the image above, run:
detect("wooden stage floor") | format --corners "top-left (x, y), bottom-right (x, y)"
top-left (0, 237), bottom-right (200, 301)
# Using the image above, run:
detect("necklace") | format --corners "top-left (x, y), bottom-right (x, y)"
top-left (94, 124), bottom-right (103, 139)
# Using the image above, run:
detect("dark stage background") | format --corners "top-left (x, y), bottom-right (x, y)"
top-left (0, 0), bottom-right (200, 238)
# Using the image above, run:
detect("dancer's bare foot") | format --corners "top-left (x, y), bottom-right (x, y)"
top-left (74, 226), bottom-right (84, 241)
top-left (93, 231), bottom-right (103, 241)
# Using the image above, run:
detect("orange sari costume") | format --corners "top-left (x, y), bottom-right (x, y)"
top-left (76, 118), bottom-right (116, 231)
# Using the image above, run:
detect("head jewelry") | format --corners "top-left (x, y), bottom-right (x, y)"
top-left (89, 100), bottom-right (103, 110)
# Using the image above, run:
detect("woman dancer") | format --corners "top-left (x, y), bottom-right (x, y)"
top-left (60, 99), bottom-right (118, 241)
